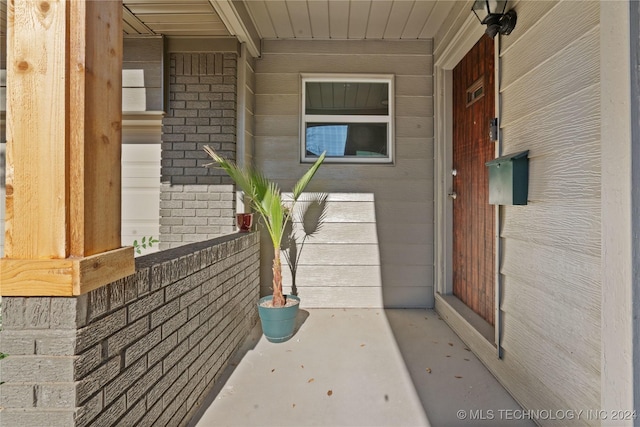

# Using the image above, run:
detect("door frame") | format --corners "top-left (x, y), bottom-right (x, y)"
top-left (433, 13), bottom-right (502, 357)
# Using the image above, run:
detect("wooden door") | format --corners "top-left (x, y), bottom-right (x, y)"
top-left (452, 35), bottom-right (495, 326)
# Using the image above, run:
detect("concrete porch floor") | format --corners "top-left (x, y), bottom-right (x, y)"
top-left (189, 309), bottom-right (534, 427)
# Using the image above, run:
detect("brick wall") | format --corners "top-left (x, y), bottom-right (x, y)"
top-left (0, 233), bottom-right (260, 426)
top-left (160, 52), bottom-right (238, 249)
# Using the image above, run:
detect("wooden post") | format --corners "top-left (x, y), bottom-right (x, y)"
top-left (0, 0), bottom-right (134, 296)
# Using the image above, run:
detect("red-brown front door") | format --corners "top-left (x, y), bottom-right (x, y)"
top-left (452, 35), bottom-right (495, 326)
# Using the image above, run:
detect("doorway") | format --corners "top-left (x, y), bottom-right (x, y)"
top-left (450, 35), bottom-right (496, 326)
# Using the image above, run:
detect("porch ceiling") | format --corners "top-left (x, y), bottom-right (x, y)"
top-left (238, 0), bottom-right (455, 40)
top-left (1, 0), bottom-right (456, 44)
top-left (121, 0), bottom-right (456, 53)
top-left (123, 0), bottom-right (231, 36)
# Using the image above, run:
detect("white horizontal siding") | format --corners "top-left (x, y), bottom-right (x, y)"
top-left (255, 40), bottom-right (434, 311)
top-left (123, 37), bottom-right (164, 112)
top-left (120, 38), bottom-right (163, 255)
top-left (500, 1), bottom-right (599, 89)
top-left (433, 0), bottom-right (602, 421)
top-left (242, 52), bottom-right (256, 171)
top-left (121, 130), bottom-right (162, 256)
top-left (501, 27), bottom-right (599, 125)
top-left (498, 0), bottom-right (601, 421)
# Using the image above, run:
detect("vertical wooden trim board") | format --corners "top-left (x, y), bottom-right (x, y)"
top-left (601, 0), bottom-right (637, 418)
top-left (6, 0), bottom-right (69, 259)
top-left (1, 0), bottom-right (134, 296)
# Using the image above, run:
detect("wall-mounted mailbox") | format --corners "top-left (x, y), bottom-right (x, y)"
top-left (485, 150), bottom-right (529, 205)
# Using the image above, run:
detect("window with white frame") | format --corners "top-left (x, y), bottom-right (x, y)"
top-left (301, 74), bottom-right (394, 163)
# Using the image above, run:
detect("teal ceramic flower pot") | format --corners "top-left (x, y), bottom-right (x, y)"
top-left (257, 295), bottom-right (300, 343)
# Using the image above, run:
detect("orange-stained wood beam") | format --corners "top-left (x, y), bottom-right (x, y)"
top-left (5, 0), bottom-right (69, 259)
top-left (1, 247), bottom-right (134, 296)
top-left (1, 0), bottom-right (134, 296)
top-left (69, 0), bottom-right (124, 257)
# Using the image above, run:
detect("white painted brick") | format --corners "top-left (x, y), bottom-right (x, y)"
top-left (36, 383), bottom-right (76, 408)
top-left (0, 409), bottom-right (76, 426)
top-left (0, 330), bottom-right (35, 355)
top-left (51, 298), bottom-right (82, 329)
top-left (2, 356), bottom-right (74, 383)
top-left (24, 298), bottom-right (51, 328)
top-left (0, 384), bottom-right (35, 408)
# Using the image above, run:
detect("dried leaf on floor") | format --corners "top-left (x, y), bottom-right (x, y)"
top-left (327, 390), bottom-right (333, 396)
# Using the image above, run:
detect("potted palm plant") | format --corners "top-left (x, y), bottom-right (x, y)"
top-left (203, 146), bottom-right (326, 342)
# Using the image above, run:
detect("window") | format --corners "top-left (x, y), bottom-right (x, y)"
top-left (466, 77), bottom-right (484, 107)
top-left (301, 74), bottom-right (394, 163)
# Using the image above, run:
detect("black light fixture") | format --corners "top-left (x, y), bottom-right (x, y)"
top-left (472, 0), bottom-right (517, 39)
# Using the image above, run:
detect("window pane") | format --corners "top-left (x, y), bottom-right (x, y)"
top-left (305, 82), bottom-right (389, 116)
top-left (305, 124), bottom-right (348, 156)
top-left (305, 123), bottom-right (388, 157)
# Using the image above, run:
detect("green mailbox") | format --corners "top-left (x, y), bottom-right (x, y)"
top-left (485, 150), bottom-right (529, 205)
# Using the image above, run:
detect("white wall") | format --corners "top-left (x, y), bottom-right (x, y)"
top-left (499, 0), bottom-right (601, 414)
top-left (255, 39), bottom-right (434, 308)
top-left (120, 37), bottom-right (163, 256)
top-left (434, 0), bottom-right (602, 421)
top-left (121, 115), bottom-right (162, 256)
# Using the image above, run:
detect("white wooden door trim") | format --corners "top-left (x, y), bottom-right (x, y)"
top-left (434, 13), bottom-right (484, 297)
top-left (601, 1), bottom-right (638, 415)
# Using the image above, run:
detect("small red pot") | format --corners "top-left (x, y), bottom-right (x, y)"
top-left (236, 213), bottom-right (254, 232)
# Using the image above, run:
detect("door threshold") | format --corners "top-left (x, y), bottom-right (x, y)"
top-left (435, 293), bottom-right (497, 358)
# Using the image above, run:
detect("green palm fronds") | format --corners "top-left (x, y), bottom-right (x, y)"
top-left (204, 146), bottom-right (326, 306)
